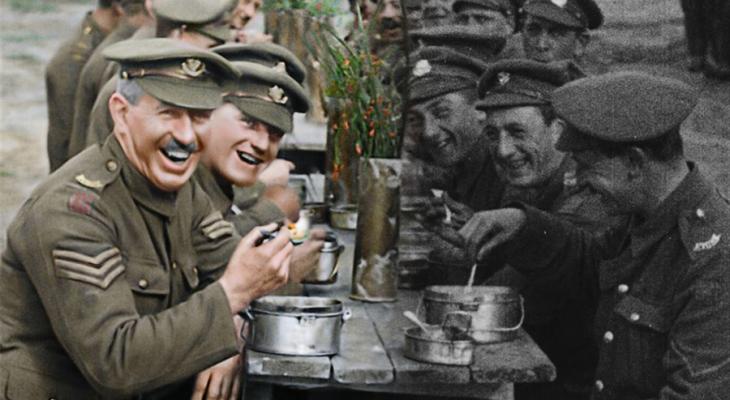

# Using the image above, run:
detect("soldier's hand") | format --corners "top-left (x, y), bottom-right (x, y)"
top-left (459, 208), bottom-right (526, 262)
top-left (258, 159), bottom-right (295, 187)
top-left (288, 228), bottom-right (326, 282)
top-left (262, 185), bottom-right (301, 222)
top-left (219, 223), bottom-right (293, 313)
top-left (442, 193), bottom-right (474, 229)
top-left (191, 354), bottom-right (241, 400)
top-left (430, 227), bottom-right (469, 265)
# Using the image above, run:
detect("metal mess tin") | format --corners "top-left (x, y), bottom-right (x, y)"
top-left (247, 296), bottom-right (351, 356)
top-left (302, 232), bottom-right (343, 284)
top-left (423, 286), bottom-right (524, 344)
top-left (403, 327), bottom-right (474, 366)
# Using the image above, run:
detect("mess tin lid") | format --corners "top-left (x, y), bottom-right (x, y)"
top-left (251, 296), bottom-right (343, 315)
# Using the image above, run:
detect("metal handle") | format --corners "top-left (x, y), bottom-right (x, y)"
top-left (239, 307), bottom-right (255, 343)
top-left (488, 296), bottom-right (525, 332)
top-left (342, 308), bottom-right (352, 322)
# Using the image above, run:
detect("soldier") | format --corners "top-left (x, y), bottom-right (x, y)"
top-left (679, 0), bottom-right (712, 72)
top-left (0, 38), bottom-right (291, 399)
top-left (75, 0), bottom-right (234, 158)
top-left (229, 0), bottom-right (271, 43)
top-left (395, 46), bottom-right (503, 213)
top-left (45, 0), bottom-right (122, 172)
top-left (410, 0), bottom-right (519, 63)
top-left (475, 59), bottom-right (621, 400)
top-left (519, 0), bottom-right (603, 63)
top-left (67, 0), bottom-right (153, 165)
top-left (200, 43), bottom-right (326, 286)
top-left (461, 71), bottom-right (730, 399)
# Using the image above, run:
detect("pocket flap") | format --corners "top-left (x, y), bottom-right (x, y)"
top-left (125, 259), bottom-right (170, 296)
top-left (614, 295), bottom-right (671, 332)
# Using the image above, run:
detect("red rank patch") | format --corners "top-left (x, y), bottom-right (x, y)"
top-left (68, 192), bottom-right (97, 215)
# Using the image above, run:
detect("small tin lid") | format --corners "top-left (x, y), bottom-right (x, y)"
top-left (424, 285), bottom-right (519, 303)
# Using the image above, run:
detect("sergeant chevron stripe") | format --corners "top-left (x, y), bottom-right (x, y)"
top-left (52, 247), bottom-right (125, 289)
top-left (200, 211), bottom-right (234, 240)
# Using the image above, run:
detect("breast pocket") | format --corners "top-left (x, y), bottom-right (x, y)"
top-left (614, 295), bottom-right (671, 391)
top-left (124, 258), bottom-right (170, 315)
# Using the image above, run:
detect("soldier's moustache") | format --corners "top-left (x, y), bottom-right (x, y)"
top-left (163, 138), bottom-right (198, 155)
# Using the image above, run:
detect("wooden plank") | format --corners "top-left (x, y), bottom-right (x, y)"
top-left (470, 329), bottom-right (556, 384)
top-left (330, 304), bottom-right (394, 384)
top-left (246, 350), bottom-right (331, 380)
top-left (364, 290), bottom-right (472, 384)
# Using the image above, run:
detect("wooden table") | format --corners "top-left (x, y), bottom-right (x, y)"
top-left (245, 230), bottom-right (555, 399)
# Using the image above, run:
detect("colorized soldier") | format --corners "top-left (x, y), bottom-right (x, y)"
top-left (0, 38), bottom-right (291, 399)
top-left (202, 42), bottom-right (327, 288)
top-left (76, 0), bottom-right (234, 157)
top-left (519, 0), bottom-right (603, 63)
top-left (461, 71), bottom-right (730, 399)
top-left (45, 0), bottom-right (122, 172)
top-left (67, 0), bottom-right (153, 165)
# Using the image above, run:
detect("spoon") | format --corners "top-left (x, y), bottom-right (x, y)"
top-left (403, 310), bottom-right (433, 337)
top-left (465, 263), bottom-right (478, 293)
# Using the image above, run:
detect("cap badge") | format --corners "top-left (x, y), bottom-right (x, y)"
top-left (497, 72), bottom-right (510, 86)
top-left (181, 58), bottom-right (206, 78)
top-left (551, 0), bottom-right (568, 7)
top-left (273, 62), bottom-right (287, 74)
top-left (412, 59), bottom-right (432, 77)
top-left (268, 85), bottom-right (289, 104)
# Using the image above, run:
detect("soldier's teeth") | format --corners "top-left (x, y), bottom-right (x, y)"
top-left (162, 149), bottom-right (190, 163)
top-left (237, 151), bottom-right (261, 165)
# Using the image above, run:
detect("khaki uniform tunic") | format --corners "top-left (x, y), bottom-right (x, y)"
top-left (504, 163), bottom-right (730, 399)
top-left (45, 12), bottom-right (107, 172)
top-left (0, 136), bottom-right (240, 399)
top-left (67, 21), bottom-right (137, 161)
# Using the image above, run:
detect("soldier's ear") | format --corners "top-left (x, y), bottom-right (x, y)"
top-left (548, 117), bottom-right (566, 147)
top-left (625, 146), bottom-right (648, 180)
top-left (573, 32), bottom-right (589, 59)
top-left (109, 92), bottom-right (131, 136)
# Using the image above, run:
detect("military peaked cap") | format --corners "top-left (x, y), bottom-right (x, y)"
top-left (453, 0), bottom-right (517, 19)
top-left (104, 38), bottom-right (238, 110)
top-left (553, 71), bottom-right (699, 151)
top-left (522, 0), bottom-right (603, 30)
top-left (476, 58), bottom-right (584, 109)
top-left (394, 46), bottom-right (488, 103)
top-left (217, 58), bottom-right (310, 133)
top-left (211, 42), bottom-right (307, 84)
top-left (153, 0), bottom-right (235, 43)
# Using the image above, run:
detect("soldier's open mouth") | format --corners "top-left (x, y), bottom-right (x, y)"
top-left (161, 148), bottom-right (191, 163)
top-left (237, 151), bottom-right (262, 165)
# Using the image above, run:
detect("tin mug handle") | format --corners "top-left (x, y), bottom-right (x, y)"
top-left (490, 295), bottom-right (525, 332)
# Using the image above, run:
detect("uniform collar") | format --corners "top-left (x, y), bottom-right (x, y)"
top-left (193, 165), bottom-right (233, 213)
top-left (104, 136), bottom-right (179, 218)
top-left (630, 162), bottom-right (711, 256)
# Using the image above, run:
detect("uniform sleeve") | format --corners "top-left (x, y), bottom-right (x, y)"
top-left (500, 204), bottom-right (608, 300)
top-left (14, 185), bottom-right (239, 397)
top-left (68, 63), bottom-right (99, 159)
top-left (191, 181), bottom-right (241, 286)
top-left (229, 197), bottom-right (285, 236)
top-left (658, 249), bottom-right (730, 399)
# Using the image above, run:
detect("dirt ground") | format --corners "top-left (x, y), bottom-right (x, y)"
top-left (1, 0), bottom-right (729, 251)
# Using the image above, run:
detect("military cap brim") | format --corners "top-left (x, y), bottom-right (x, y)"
top-left (224, 61), bottom-right (310, 133)
top-left (153, 0), bottom-right (234, 25)
top-left (476, 58), bottom-right (584, 109)
top-left (553, 71), bottom-right (699, 151)
top-left (452, 0), bottom-right (516, 17)
top-left (410, 25), bottom-right (510, 47)
top-left (393, 46), bottom-right (488, 103)
top-left (523, 0), bottom-right (603, 30)
top-left (212, 43), bottom-right (307, 84)
top-left (103, 38), bottom-right (238, 110)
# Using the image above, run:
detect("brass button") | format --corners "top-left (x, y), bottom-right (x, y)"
top-left (106, 160), bottom-right (118, 172)
top-left (172, 262), bottom-right (177, 270)
top-left (193, 266), bottom-right (199, 277)
top-left (617, 284), bottom-right (629, 294)
top-left (629, 312), bottom-right (640, 322)
top-left (595, 380), bottom-right (604, 392)
top-left (603, 331), bottom-right (614, 343)
top-left (83, 26), bottom-right (92, 35)
top-left (696, 208), bottom-right (705, 219)
top-left (138, 279), bottom-right (148, 289)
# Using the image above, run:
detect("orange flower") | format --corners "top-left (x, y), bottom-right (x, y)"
top-left (368, 129), bottom-right (376, 137)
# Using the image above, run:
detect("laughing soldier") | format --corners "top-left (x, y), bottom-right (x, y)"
top-left (0, 38), bottom-right (294, 399)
